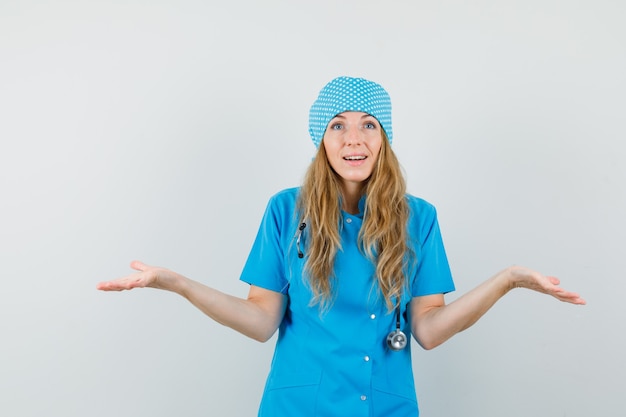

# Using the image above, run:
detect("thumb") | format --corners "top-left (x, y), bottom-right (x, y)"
top-left (130, 260), bottom-right (149, 272)
top-left (547, 276), bottom-right (561, 286)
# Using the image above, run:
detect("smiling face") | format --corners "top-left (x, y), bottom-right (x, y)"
top-left (322, 111), bottom-right (383, 196)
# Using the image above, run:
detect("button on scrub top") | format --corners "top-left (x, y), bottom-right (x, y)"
top-left (240, 188), bottom-right (455, 417)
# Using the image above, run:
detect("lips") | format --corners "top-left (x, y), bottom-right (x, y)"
top-left (343, 155), bottom-right (367, 161)
top-left (342, 154), bottom-right (368, 167)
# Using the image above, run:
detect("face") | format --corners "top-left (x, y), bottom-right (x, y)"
top-left (322, 111), bottom-right (383, 194)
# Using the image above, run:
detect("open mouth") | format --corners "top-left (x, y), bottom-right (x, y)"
top-left (343, 155), bottom-right (367, 161)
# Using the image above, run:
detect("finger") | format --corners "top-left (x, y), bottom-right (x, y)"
top-left (553, 289), bottom-right (586, 305)
top-left (560, 295), bottom-right (586, 305)
top-left (96, 281), bottom-right (110, 291)
top-left (547, 276), bottom-right (560, 286)
top-left (97, 273), bottom-right (146, 291)
top-left (130, 260), bottom-right (149, 272)
top-left (96, 280), bottom-right (125, 291)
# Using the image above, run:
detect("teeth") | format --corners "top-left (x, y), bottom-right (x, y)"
top-left (344, 156), bottom-right (366, 160)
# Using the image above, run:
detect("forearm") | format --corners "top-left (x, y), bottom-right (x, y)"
top-left (412, 269), bottom-right (513, 350)
top-left (97, 261), bottom-right (286, 342)
top-left (175, 278), bottom-right (285, 343)
top-left (412, 265), bottom-right (585, 350)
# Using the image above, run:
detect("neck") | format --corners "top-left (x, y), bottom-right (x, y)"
top-left (341, 182), bottom-right (364, 214)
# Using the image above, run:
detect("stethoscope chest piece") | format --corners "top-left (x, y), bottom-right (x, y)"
top-left (386, 303), bottom-right (408, 351)
top-left (386, 329), bottom-right (408, 351)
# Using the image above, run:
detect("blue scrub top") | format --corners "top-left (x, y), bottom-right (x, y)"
top-left (240, 188), bottom-right (455, 417)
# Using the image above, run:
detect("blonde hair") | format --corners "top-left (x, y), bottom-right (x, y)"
top-left (297, 132), bottom-right (411, 312)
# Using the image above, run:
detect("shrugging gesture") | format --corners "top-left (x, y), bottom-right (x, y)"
top-left (98, 76), bottom-right (585, 417)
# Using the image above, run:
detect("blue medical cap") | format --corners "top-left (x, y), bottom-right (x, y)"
top-left (308, 76), bottom-right (393, 148)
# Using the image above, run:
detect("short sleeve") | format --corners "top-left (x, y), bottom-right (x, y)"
top-left (239, 190), bottom-right (296, 294)
top-left (409, 198), bottom-right (456, 297)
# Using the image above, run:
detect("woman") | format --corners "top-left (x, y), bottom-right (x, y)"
top-left (97, 76), bottom-right (585, 416)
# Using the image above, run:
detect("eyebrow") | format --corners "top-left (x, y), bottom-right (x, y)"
top-left (332, 113), bottom-right (375, 119)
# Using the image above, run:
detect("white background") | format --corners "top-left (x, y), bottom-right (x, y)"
top-left (1, 1), bottom-right (624, 416)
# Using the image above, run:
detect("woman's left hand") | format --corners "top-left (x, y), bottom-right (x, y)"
top-left (505, 265), bottom-right (586, 305)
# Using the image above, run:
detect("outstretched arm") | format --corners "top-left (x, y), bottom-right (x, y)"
top-left (97, 261), bottom-right (287, 342)
top-left (410, 265), bottom-right (585, 350)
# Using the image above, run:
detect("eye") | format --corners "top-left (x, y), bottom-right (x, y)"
top-left (330, 122), bottom-right (344, 130)
top-left (364, 121), bottom-right (377, 129)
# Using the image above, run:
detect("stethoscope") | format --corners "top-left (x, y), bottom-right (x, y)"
top-left (296, 222), bottom-right (408, 351)
top-left (386, 303), bottom-right (408, 351)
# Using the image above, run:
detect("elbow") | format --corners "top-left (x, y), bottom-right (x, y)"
top-left (251, 334), bottom-right (273, 343)
top-left (412, 326), bottom-right (446, 351)
top-left (247, 327), bottom-right (278, 343)
top-left (414, 335), bottom-right (443, 351)
top-left (413, 324), bottom-right (465, 350)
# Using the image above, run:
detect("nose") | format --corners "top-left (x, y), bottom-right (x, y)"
top-left (345, 125), bottom-right (362, 145)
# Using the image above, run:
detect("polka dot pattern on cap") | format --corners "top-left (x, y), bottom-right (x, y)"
top-left (308, 76), bottom-right (393, 148)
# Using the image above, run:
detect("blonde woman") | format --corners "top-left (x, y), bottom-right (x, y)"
top-left (97, 76), bottom-right (585, 417)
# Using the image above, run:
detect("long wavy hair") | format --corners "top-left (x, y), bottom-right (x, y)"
top-left (296, 131), bottom-right (411, 312)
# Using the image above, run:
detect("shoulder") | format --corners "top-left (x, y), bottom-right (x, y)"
top-left (270, 187), bottom-right (301, 200)
top-left (263, 187), bottom-right (301, 217)
top-left (405, 193), bottom-right (437, 218)
top-left (404, 194), bottom-right (443, 239)
top-left (268, 187), bottom-right (301, 206)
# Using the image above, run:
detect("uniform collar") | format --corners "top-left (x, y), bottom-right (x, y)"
top-left (340, 194), bottom-right (366, 220)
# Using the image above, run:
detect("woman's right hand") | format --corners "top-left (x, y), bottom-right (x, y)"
top-left (96, 260), bottom-right (183, 293)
